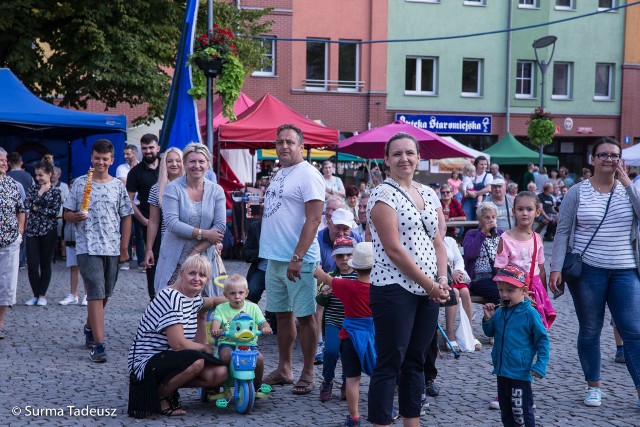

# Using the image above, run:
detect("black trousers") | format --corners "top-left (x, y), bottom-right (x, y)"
top-left (423, 330), bottom-right (439, 383)
top-left (497, 376), bottom-right (536, 426)
top-left (144, 226), bottom-right (161, 299)
top-left (26, 230), bottom-right (58, 297)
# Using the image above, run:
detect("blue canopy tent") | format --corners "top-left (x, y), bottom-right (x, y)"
top-left (0, 68), bottom-right (127, 181)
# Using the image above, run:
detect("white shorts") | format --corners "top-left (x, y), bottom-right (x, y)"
top-left (0, 235), bottom-right (21, 306)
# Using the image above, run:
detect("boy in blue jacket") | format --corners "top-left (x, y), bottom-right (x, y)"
top-left (483, 263), bottom-right (550, 427)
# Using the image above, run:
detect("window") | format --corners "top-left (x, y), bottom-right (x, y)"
top-left (252, 37), bottom-right (275, 77)
top-left (518, 0), bottom-right (537, 8)
top-left (405, 57), bottom-right (437, 95)
top-left (306, 39), bottom-right (328, 90)
top-left (594, 63), bottom-right (613, 100)
top-left (461, 59), bottom-right (482, 96)
top-left (555, 0), bottom-right (575, 9)
top-left (406, 0), bottom-right (440, 3)
top-left (516, 61), bottom-right (534, 98)
top-left (598, 0), bottom-right (616, 10)
top-left (552, 62), bottom-right (572, 99)
top-left (338, 42), bottom-right (359, 92)
top-left (464, 0), bottom-right (485, 5)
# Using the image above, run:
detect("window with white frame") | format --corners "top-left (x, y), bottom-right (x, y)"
top-left (555, 0), bottom-right (575, 10)
top-left (594, 63), bottom-right (613, 100)
top-left (306, 39), bottom-right (328, 90)
top-left (338, 41), bottom-right (359, 91)
top-left (519, 0), bottom-right (537, 8)
top-left (461, 59), bottom-right (482, 96)
top-left (516, 61), bottom-right (534, 98)
top-left (464, 0), bottom-right (486, 5)
top-left (252, 37), bottom-right (275, 77)
top-left (598, 0), bottom-right (616, 10)
top-left (552, 62), bottom-right (572, 99)
top-left (405, 0), bottom-right (440, 3)
top-left (405, 57), bottom-right (437, 95)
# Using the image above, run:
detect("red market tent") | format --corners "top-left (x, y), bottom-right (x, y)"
top-left (218, 93), bottom-right (339, 149)
top-left (198, 92), bottom-right (255, 139)
top-left (339, 120), bottom-right (474, 160)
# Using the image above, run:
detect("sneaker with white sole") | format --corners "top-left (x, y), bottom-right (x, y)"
top-left (59, 294), bottom-right (79, 306)
top-left (584, 387), bottom-right (602, 407)
top-left (89, 343), bottom-right (107, 363)
top-left (119, 263), bottom-right (130, 271)
top-left (36, 297), bottom-right (47, 306)
top-left (489, 396), bottom-right (500, 410)
top-left (81, 295), bottom-right (88, 306)
top-left (25, 297), bottom-right (38, 306)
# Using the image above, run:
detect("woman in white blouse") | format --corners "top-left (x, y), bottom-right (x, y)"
top-left (366, 132), bottom-right (450, 426)
top-left (321, 160), bottom-right (345, 201)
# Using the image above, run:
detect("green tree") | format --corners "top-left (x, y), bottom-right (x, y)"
top-left (0, 1), bottom-right (272, 125)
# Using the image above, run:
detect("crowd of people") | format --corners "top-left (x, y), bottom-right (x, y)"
top-left (1, 128), bottom-right (640, 426)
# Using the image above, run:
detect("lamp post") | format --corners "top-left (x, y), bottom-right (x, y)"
top-left (532, 35), bottom-right (557, 169)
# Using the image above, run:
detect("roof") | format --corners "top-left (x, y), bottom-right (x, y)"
top-left (483, 133), bottom-right (558, 166)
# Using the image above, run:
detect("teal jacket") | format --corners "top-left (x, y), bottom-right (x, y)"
top-left (482, 300), bottom-right (550, 382)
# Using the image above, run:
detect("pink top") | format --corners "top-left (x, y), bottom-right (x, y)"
top-left (495, 232), bottom-right (545, 276)
top-left (447, 178), bottom-right (462, 195)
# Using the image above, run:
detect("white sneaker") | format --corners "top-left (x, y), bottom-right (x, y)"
top-left (489, 396), bottom-right (500, 410)
top-left (584, 387), bottom-right (602, 407)
top-left (59, 294), bottom-right (79, 306)
top-left (36, 297), bottom-right (47, 306)
top-left (119, 263), bottom-right (130, 271)
top-left (25, 297), bottom-right (38, 306)
top-left (81, 295), bottom-right (88, 306)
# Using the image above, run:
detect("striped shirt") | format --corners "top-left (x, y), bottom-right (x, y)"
top-left (128, 287), bottom-right (203, 380)
top-left (574, 181), bottom-right (635, 269)
top-left (324, 270), bottom-right (358, 328)
top-left (147, 183), bottom-right (166, 236)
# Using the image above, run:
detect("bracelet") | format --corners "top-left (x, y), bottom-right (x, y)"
top-left (427, 280), bottom-right (436, 295)
top-left (437, 275), bottom-right (448, 283)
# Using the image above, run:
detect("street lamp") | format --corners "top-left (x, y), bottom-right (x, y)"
top-left (532, 35), bottom-right (557, 169)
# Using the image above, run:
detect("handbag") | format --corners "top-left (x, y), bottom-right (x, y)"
top-left (561, 181), bottom-right (615, 282)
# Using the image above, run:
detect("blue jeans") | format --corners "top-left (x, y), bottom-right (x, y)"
top-left (462, 198), bottom-right (477, 221)
top-left (247, 268), bottom-right (266, 304)
top-left (568, 262), bottom-right (640, 389)
top-left (322, 324), bottom-right (345, 385)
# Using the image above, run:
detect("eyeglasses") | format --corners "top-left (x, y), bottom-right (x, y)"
top-left (595, 152), bottom-right (620, 161)
top-left (441, 191), bottom-right (451, 194)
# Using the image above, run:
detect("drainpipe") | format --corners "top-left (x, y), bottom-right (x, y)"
top-left (505, 0), bottom-right (513, 135)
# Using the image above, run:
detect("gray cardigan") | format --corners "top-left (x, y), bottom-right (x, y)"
top-left (550, 180), bottom-right (640, 275)
top-left (154, 175), bottom-right (226, 295)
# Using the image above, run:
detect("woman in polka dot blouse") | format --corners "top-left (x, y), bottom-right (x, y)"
top-left (366, 132), bottom-right (450, 426)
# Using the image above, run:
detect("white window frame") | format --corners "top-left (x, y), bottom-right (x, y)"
top-left (461, 58), bottom-right (483, 97)
top-left (598, 0), bottom-right (617, 11)
top-left (464, 0), bottom-right (486, 6)
top-left (405, 0), bottom-right (440, 3)
top-left (515, 60), bottom-right (535, 99)
top-left (552, 62), bottom-right (572, 100)
top-left (337, 41), bottom-right (360, 93)
top-left (555, 0), bottom-right (575, 10)
top-left (518, 0), bottom-right (538, 9)
top-left (251, 37), bottom-right (276, 77)
top-left (305, 39), bottom-right (329, 91)
top-left (594, 63), bottom-right (614, 101)
top-left (405, 56), bottom-right (438, 96)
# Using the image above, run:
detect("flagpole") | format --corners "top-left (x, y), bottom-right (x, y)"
top-left (206, 0), bottom-right (214, 154)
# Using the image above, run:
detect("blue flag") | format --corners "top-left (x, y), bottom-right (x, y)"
top-left (159, 0), bottom-right (201, 151)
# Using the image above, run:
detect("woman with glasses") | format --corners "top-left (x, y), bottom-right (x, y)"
top-left (440, 183), bottom-right (466, 237)
top-left (550, 137), bottom-right (640, 409)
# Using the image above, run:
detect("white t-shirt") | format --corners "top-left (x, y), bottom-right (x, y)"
top-left (473, 171), bottom-right (493, 188)
top-left (115, 163), bottom-right (131, 180)
top-left (260, 161), bottom-right (325, 263)
top-left (368, 178), bottom-right (441, 295)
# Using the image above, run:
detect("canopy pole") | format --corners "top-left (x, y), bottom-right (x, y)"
top-left (206, 0), bottom-right (214, 153)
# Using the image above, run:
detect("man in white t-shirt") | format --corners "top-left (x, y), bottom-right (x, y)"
top-left (115, 144), bottom-right (138, 184)
top-left (485, 178), bottom-right (515, 230)
top-left (259, 124), bottom-right (325, 395)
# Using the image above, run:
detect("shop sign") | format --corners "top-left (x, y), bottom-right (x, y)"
top-left (577, 127), bottom-right (594, 134)
top-left (396, 113), bottom-right (492, 135)
top-left (563, 117), bottom-right (573, 131)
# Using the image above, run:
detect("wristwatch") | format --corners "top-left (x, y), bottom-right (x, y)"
top-left (291, 254), bottom-right (303, 263)
top-left (196, 229), bottom-right (203, 241)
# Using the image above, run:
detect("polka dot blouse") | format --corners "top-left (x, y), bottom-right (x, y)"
top-left (367, 178), bottom-right (440, 295)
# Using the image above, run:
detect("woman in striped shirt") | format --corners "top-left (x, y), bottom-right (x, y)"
top-left (128, 254), bottom-right (227, 417)
top-left (550, 137), bottom-right (640, 409)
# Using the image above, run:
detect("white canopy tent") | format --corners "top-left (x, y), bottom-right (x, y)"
top-left (622, 144), bottom-right (640, 166)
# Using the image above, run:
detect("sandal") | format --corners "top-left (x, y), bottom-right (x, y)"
top-left (449, 340), bottom-right (461, 352)
top-left (320, 380), bottom-right (333, 402)
top-left (474, 339), bottom-right (482, 351)
top-left (159, 394), bottom-right (185, 416)
top-left (263, 371), bottom-right (294, 386)
top-left (292, 378), bottom-right (315, 395)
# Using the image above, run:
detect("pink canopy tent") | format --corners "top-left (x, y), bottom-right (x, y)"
top-left (339, 120), bottom-right (474, 160)
top-left (218, 93), bottom-right (339, 149)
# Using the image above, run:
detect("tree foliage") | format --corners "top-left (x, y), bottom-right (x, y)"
top-left (0, 1), bottom-right (272, 125)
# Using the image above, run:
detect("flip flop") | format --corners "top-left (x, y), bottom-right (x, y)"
top-left (292, 378), bottom-right (315, 395)
top-left (263, 371), bottom-right (294, 386)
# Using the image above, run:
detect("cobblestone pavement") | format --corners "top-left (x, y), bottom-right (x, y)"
top-left (1, 243), bottom-right (639, 426)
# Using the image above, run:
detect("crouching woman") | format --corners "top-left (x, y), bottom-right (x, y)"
top-left (128, 254), bottom-right (228, 418)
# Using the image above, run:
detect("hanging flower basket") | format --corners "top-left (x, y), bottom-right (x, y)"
top-left (187, 25), bottom-right (246, 119)
top-left (527, 108), bottom-right (556, 148)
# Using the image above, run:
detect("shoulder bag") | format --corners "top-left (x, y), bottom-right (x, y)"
top-left (562, 181), bottom-right (615, 282)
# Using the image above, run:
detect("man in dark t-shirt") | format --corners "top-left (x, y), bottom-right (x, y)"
top-left (125, 134), bottom-right (160, 298)
top-left (536, 182), bottom-right (557, 241)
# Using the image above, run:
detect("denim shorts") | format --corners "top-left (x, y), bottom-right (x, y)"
top-left (265, 260), bottom-right (317, 317)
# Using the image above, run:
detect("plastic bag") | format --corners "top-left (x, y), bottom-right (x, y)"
top-left (455, 300), bottom-right (475, 353)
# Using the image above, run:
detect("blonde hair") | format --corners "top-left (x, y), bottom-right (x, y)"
top-left (179, 254), bottom-right (212, 279)
top-left (158, 147), bottom-right (183, 205)
top-left (462, 163), bottom-right (475, 177)
top-left (183, 142), bottom-right (211, 164)
top-left (224, 274), bottom-right (249, 292)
